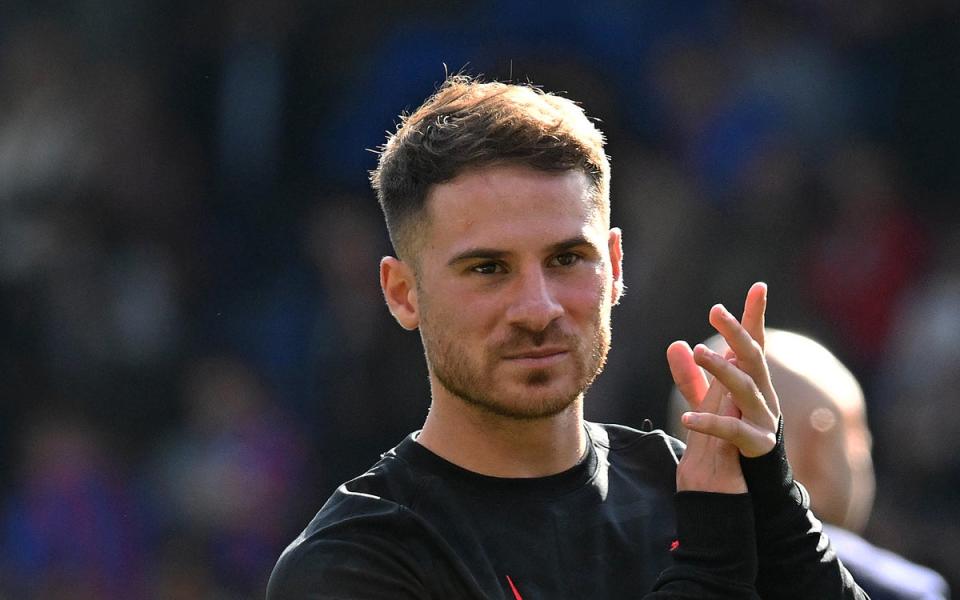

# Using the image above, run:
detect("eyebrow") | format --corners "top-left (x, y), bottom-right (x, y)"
top-left (446, 235), bottom-right (597, 266)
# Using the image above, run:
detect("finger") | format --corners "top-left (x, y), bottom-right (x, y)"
top-left (681, 411), bottom-right (776, 458)
top-left (675, 357), bottom-right (727, 456)
top-left (739, 282), bottom-right (767, 350)
top-left (718, 390), bottom-right (741, 420)
top-left (679, 382), bottom-right (727, 458)
top-left (708, 304), bottom-right (770, 389)
top-left (712, 298), bottom-right (780, 420)
top-left (693, 344), bottom-right (770, 425)
top-left (740, 283), bottom-right (780, 420)
top-left (667, 341), bottom-right (708, 410)
top-left (698, 375), bottom-right (727, 416)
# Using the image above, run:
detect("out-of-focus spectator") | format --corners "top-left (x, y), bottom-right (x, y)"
top-left (147, 531), bottom-right (232, 600)
top-left (147, 356), bottom-right (307, 597)
top-left (871, 234), bottom-right (960, 592)
top-left (588, 149), bottom-right (715, 426)
top-left (802, 141), bottom-right (930, 373)
top-left (0, 16), bottom-right (203, 448)
top-left (0, 414), bottom-right (148, 599)
top-left (301, 195), bottom-right (429, 493)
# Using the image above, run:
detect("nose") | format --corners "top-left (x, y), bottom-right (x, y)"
top-left (505, 268), bottom-right (564, 332)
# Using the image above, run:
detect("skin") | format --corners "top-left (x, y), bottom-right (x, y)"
top-left (381, 163), bottom-right (779, 490)
top-left (666, 283), bottom-right (780, 492)
top-left (668, 329), bottom-right (875, 531)
top-left (381, 164), bottom-right (620, 477)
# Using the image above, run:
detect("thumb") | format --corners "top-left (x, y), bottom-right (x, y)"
top-left (667, 341), bottom-right (709, 410)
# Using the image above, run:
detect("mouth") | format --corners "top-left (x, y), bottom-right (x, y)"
top-left (502, 348), bottom-right (569, 367)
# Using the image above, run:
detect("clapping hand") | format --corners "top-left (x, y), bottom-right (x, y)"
top-left (669, 282), bottom-right (780, 492)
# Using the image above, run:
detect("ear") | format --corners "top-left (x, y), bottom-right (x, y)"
top-left (380, 256), bottom-right (420, 330)
top-left (608, 227), bottom-right (624, 305)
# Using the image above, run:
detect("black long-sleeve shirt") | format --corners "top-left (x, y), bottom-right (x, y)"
top-left (267, 422), bottom-right (866, 599)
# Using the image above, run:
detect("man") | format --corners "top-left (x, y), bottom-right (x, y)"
top-left (267, 76), bottom-right (866, 598)
top-left (669, 330), bottom-right (949, 600)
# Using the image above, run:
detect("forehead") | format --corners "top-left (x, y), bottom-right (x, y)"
top-left (420, 164), bottom-right (604, 254)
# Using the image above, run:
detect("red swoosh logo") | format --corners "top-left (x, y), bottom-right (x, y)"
top-left (505, 575), bottom-right (523, 600)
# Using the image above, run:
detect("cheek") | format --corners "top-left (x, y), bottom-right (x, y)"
top-left (564, 272), bottom-right (608, 316)
top-left (469, 300), bottom-right (509, 341)
top-left (425, 288), bottom-right (500, 340)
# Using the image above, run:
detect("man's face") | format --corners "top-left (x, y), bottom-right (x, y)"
top-left (410, 164), bottom-right (622, 420)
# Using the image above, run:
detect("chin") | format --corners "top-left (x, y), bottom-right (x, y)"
top-left (485, 396), bottom-right (578, 421)
top-left (433, 358), bottom-right (591, 421)
top-left (477, 380), bottom-right (583, 421)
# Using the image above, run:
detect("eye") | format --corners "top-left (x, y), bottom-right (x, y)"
top-left (550, 252), bottom-right (581, 267)
top-left (470, 262), bottom-right (506, 275)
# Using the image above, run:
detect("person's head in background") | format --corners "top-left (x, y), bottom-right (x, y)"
top-left (668, 329), bottom-right (875, 533)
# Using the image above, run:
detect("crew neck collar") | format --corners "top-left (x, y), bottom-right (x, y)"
top-left (394, 425), bottom-right (599, 498)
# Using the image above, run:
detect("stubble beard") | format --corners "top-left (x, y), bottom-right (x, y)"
top-left (422, 314), bottom-right (611, 421)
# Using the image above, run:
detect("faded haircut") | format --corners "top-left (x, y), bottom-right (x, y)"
top-left (370, 75), bottom-right (610, 261)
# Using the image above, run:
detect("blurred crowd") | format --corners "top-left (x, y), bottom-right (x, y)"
top-left (0, 1), bottom-right (958, 597)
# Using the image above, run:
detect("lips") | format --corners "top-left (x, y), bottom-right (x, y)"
top-left (502, 347), bottom-right (568, 360)
top-left (502, 348), bottom-right (570, 368)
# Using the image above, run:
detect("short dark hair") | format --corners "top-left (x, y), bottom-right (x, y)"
top-left (370, 75), bottom-right (610, 260)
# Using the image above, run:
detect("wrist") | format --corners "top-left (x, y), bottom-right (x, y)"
top-left (739, 417), bottom-right (805, 521)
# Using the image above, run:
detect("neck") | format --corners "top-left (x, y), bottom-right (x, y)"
top-left (416, 390), bottom-right (586, 479)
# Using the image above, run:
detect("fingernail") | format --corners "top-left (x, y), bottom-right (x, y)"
top-left (683, 413), bottom-right (699, 426)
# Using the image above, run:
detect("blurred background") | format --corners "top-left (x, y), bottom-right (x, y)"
top-left (1, 0), bottom-right (958, 597)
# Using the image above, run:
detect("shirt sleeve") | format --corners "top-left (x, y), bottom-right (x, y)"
top-left (740, 419), bottom-right (870, 600)
top-left (646, 492), bottom-right (761, 599)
